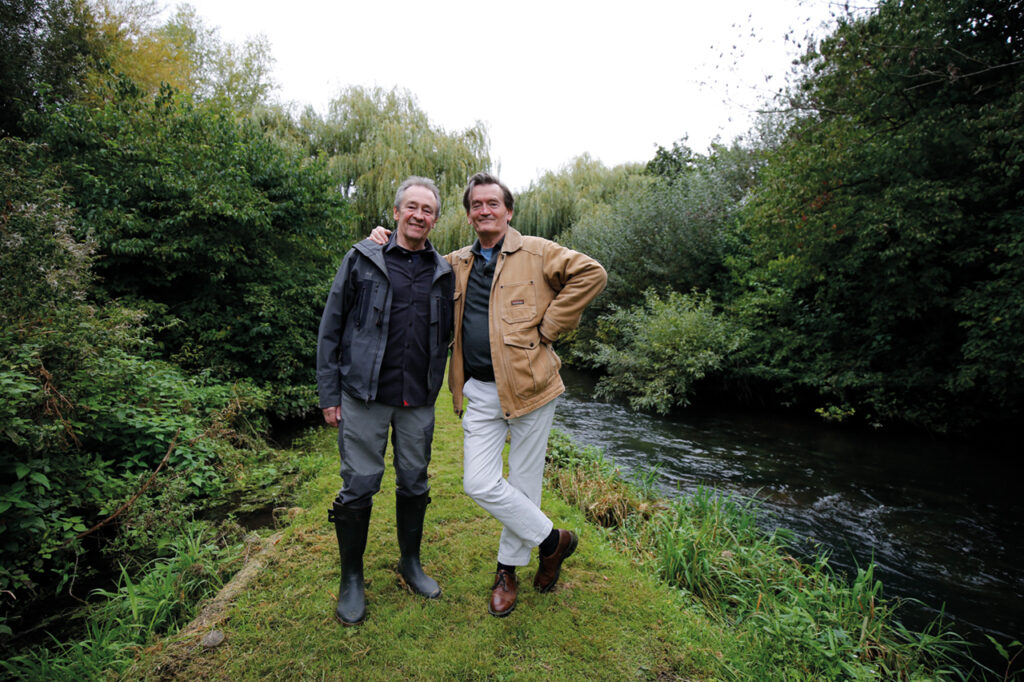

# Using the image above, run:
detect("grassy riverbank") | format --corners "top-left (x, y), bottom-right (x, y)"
top-left (8, 387), bottom-right (979, 679)
top-left (115, 395), bottom-right (971, 681)
top-left (125, 403), bottom-right (731, 680)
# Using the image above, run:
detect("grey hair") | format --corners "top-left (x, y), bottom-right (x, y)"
top-left (394, 176), bottom-right (441, 214)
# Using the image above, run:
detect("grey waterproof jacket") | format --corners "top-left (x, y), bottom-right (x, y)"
top-left (316, 238), bottom-right (454, 408)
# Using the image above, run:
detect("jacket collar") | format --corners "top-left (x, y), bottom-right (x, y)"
top-left (459, 226), bottom-right (524, 263)
top-left (500, 226), bottom-right (523, 253)
top-left (353, 237), bottom-right (386, 270)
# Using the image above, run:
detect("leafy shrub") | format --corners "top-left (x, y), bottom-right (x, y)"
top-left (583, 289), bottom-right (748, 413)
top-left (0, 139), bottom-right (268, 629)
top-left (0, 313), bottom-right (268, 599)
top-left (29, 77), bottom-right (351, 414)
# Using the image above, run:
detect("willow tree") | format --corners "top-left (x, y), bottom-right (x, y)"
top-left (302, 86), bottom-right (490, 236)
top-left (513, 154), bottom-right (641, 241)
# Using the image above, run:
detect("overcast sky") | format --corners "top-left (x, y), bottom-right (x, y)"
top-left (170, 0), bottom-right (843, 190)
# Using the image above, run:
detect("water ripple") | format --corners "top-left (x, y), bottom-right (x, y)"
top-left (552, 369), bottom-right (1024, 646)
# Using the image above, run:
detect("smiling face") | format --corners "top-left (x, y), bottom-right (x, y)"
top-left (392, 184), bottom-right (438, 250)
top-left (466, 183), bottom-right (512, 248)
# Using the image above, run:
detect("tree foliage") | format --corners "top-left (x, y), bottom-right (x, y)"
top-left (733, 0), bottom-right (1024, 431)
top-left (1, 0), bottom-right (280, 137)
top-left (301, 86), bottom-right (490, 236)
top-left (86, 1), bottom-right (277, 111)
top-left (29, 79), bottom-right (351, 413)
top-left (155, 3), bottom-right (277, 110)
top-left (0, 0), bottom-right (106, 137)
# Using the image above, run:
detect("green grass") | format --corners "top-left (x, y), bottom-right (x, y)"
top-left (12, 388), bottom-right (982, 680)
top-left (126, 401), bottom-right (731, 681)
top-left (1, 523), bottom-right (237, 681)
top-left (546, 431), bottom-right (972, 680)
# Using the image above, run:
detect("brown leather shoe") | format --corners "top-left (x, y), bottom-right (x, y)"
top-left (534, 529), bottom-right (578, 593)
top-left (488, 569), bottom-right (517, 617)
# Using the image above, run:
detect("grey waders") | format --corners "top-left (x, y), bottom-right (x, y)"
top-left (329, 501), bottom-right (371, 625)
top-left (395, 493), bottom-right (441, 599)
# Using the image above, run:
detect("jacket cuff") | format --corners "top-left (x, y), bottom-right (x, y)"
top-left (538, 321), bottom-right (559, 343)
top-left (318, 375), bottom-right (341, 408)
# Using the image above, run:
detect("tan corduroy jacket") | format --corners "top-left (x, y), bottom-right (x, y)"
top-left (447, 227), bottom-right (607, 419)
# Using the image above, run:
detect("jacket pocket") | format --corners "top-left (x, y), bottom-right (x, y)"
top-left (499, 280), bottom-right (537, 324)
top-left (354, 281), bottom-right (372, 329)
top-left (430, 294), bottom-right (444, 349)
top-left (502, 328), bottom-right (554, 399)
top-left (370, 283), bottom-right (387, 327)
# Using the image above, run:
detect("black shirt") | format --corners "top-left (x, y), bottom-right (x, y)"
top-left (462, 238), bottom-right (503, 382)
top-left (376, 237), bottom-right (435, 407)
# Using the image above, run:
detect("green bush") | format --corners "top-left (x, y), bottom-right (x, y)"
top-left (582, 289), bottom-right (748, 413)
top-left (0, 139), bottom-right (268, 627)
top-left (0, 313), bottom-right (268, 599)
top-left (28, 77), bottom-right (352, 414)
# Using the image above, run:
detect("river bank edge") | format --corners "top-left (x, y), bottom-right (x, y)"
top-left (123, 406), bottom-right (985, 679)
top-left (4, 397), bottom-right (1000, 679)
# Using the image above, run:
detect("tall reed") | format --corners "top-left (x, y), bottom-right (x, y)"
top-left (545, 429), bottom-right (970, 680)
top-left (1, 522), bottom-right (237, 680)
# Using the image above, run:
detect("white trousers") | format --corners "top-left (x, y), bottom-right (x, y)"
top-left (461, 378), bottom-right (556, 566)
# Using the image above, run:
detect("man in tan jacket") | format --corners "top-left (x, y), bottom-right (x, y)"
top-left (373, 171), bottom-right (606, 617)
top-left (451, 172), bottom-right (606, 617)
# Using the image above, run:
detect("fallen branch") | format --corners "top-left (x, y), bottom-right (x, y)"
top-left (180, 531), bottom-right (284, 635)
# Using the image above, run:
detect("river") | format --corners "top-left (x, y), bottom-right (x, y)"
top-left (552, 368), bottom-right (1023, 666)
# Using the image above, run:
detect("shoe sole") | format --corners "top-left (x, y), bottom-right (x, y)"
top-left (335, 612), bottom-right (365, 626)
top-left (396, 570), bottom-right (442, 599)
top-left (536, 533), bottom-right (579, 593)
top-left (488, 601), bottom-right (516, 617)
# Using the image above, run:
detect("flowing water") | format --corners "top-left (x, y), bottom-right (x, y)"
top-left (552, 368), bottom-right (1023, 665)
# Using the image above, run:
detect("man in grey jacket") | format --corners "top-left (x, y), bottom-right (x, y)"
top-left (316, 176), bottom-right (454, 625)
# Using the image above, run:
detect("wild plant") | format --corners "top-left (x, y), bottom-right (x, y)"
top-left (547, 431), bottom-right (970, 679)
